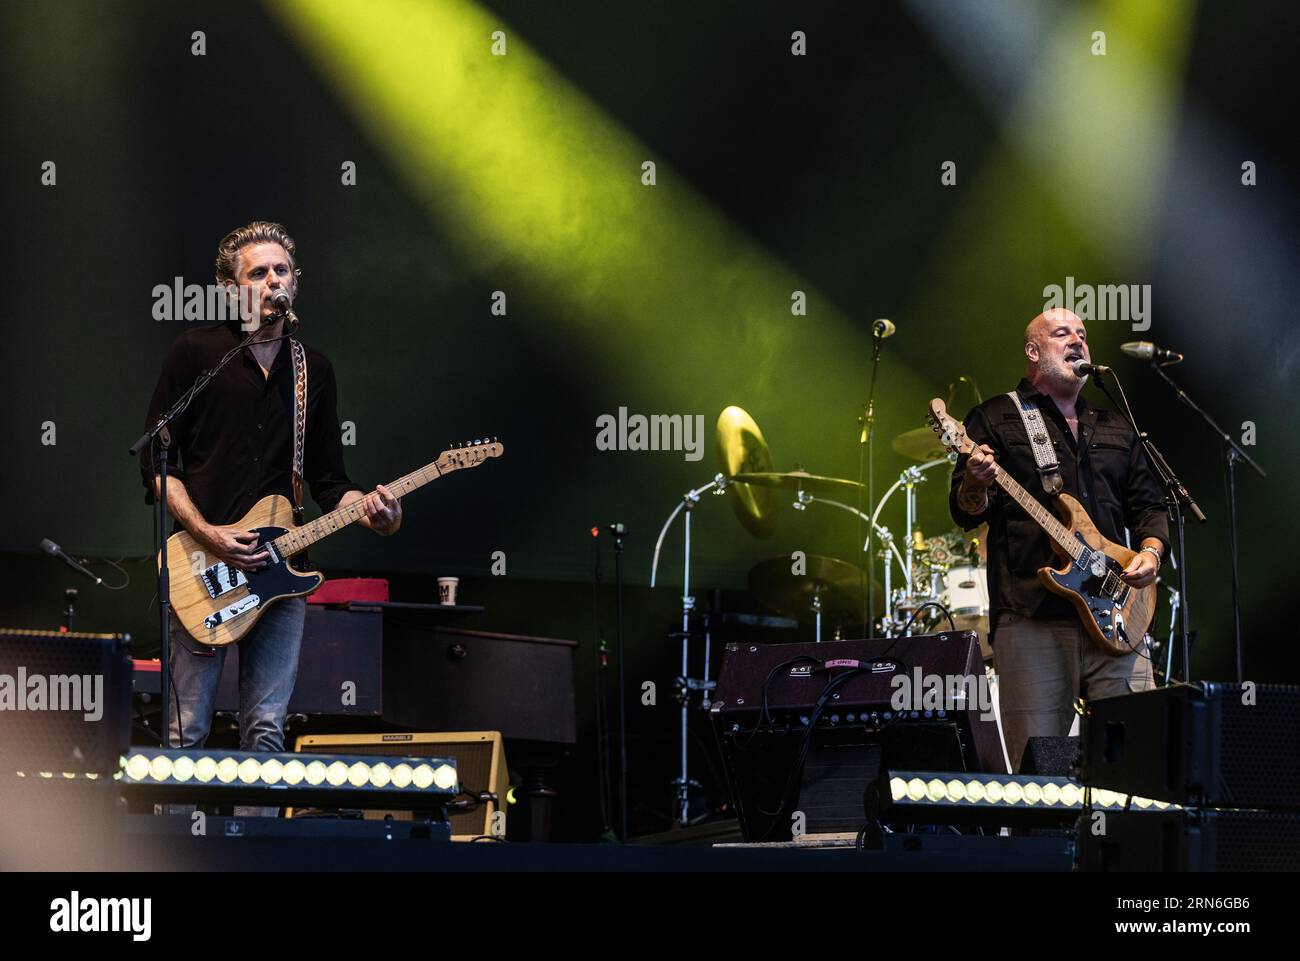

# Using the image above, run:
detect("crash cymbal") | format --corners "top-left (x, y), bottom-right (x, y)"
top-left (748, 554), bottom-right (881, 623)
top-left (716, 406), bottom-right (777, 538)
top-left (729, 470), bottom-right (863, 496)
top-left (891, 425), bottom-right (948, 462)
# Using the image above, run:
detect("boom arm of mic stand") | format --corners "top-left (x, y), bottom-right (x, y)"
top-left (1093, 373), bottom-right (1205, 522)
top-left (1149, 361), bottom-right (1266, 480)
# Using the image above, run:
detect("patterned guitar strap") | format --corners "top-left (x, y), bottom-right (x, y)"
top-left (1006, 391), bottom-right (1063, 496)
top-left (290, 339), bottom-right (308, 525)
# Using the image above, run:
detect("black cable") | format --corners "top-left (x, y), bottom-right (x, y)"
top-left (79, 555), bottom-right (132, 591)
top-left (754, 666), bottom-right (876, 823)
top-left (899, 600), bottom-right (957, 636)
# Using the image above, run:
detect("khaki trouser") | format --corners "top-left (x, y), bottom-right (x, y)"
top-left (992, 612), bottom-right (1154, 773)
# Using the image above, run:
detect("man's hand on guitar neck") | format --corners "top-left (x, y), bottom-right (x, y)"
top-left (341, 484), bottom-right (403, 536)
top-left (957, 443), bottom-right (997, 514)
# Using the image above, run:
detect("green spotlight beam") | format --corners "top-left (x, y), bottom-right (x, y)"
top-left (266, 0), bottom-right (929, 417)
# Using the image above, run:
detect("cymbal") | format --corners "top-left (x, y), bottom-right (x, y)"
top-left (748, 554), bottom-right (882, 623)
top-left (716, 406), bottom-right (777, 538)
top-left (891, 426), bottom-right (948, 462)
top-left (730, 470), bottom-right (862, 496)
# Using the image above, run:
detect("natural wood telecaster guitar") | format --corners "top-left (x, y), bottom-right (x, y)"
top-left (161, 439), bottom-right (504, 647)
top-left (927, 400), bottom-right (1154, 656)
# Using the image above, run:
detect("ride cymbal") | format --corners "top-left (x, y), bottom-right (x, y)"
top-left (748, 554), bottom-right (881, 623)
top-left (729, 470), bottom-right (863, 496)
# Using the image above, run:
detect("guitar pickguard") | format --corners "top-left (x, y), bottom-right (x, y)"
top-left (1045, 532), bottom-right (1136, 648)
top-left (200, 526), bottom-right (322, 631)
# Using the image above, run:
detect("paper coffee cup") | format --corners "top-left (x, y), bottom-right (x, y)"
top-left (437, 576), bottom-right (459, 606)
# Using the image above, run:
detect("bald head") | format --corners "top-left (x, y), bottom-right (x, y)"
top-left (1024, 307), bottom-right (1089, 393)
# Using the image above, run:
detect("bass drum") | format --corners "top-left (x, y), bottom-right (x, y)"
top-left (942, 564), bottom-right (992, 662)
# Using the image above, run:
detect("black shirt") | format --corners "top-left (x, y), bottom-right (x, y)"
top-left (139, 321), bottom-right (359, 528)
top-left (948, 378), bottom-right (1170, 620)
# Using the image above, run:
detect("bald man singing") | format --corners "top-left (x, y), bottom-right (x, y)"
top-left (949, 308), bottom-right (1169, 772)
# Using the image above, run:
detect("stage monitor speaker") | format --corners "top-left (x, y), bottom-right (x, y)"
top-left (1080, 683), bottom-right (1300, 809)
top-left (1021, 736), bottom-right (1079, 777)
top-left (287, 731), bottom-right (508, 840)
top-left (1077, 808), bottom-right (1300, 872)
top-left (0, 628), bottom-right (132, 773)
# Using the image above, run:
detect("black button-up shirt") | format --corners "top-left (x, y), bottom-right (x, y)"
top-left (948, 378), bottom-right (1170, 620)
top-left (139, 321), bottom-right (359, 530)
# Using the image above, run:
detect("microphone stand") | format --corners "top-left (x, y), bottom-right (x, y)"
top-left (857, 326), bottom-right (887, 636)
top-left (1091, 370), bottom-right (1204, 683)
top-left (1147, 361), bottom-right (1264, 684)
top-left (128, 318), bottom-right (293, 747)
top-left (609, 522), bottom-right (629, 842)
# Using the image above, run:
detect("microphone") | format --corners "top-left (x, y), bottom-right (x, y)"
top-left (1071, 360), bottom-right (1110, 377)
top-left (39, 539), bottom-right (102, 586)
top-left (1121, 341), bottom-right (1183, 365)
top-left (872, 318), bottom-right (897, 339)
top-left (270, 289), bottom-right (300, 333)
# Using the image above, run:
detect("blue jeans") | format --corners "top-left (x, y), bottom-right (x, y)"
top-left (166, 597), bottom-right (306, 752)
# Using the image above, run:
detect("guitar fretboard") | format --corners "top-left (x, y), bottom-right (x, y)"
top-left (270, 447), bottom-right (489, 557)
top-left (990, 463), bottom-right (1083, 561)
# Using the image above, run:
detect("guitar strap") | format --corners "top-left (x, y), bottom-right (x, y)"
top-left (1006, 391), bottom-right (1063, 496)
top-left (290, 339), bottom-right (308, 525)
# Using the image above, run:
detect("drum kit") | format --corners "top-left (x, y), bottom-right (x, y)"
top-left (649, 403), bottom-right (995, 824)
top-left (650, 405), bottom-right (992, 650)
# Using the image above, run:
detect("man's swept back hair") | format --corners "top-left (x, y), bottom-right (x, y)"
top-left (214, 220), bottom-right (301, 286)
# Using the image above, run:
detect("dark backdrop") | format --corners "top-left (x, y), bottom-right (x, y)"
top-left (1, 0), bottom-right (1296, 839)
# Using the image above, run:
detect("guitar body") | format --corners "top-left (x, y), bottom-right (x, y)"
top-left (1036, 492), bottom-right (1157, 656)
top-left (160, 494), bottom-right (324, 647)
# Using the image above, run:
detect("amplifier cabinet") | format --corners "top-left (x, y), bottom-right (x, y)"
top-left (711, 632), bottom-right (1006, 840)
top-left (287, 731), bottom-right (508, 841)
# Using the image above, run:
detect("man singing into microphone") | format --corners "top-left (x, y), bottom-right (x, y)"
top-left (140, 220), bottom-right (402, 755)
top-left (949, 308), bottom-right (1169, 772)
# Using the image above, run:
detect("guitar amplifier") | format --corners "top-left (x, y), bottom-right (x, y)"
top-left (286, 731), bottom-right (509, 840)
top-left (711, 631), bottom-right (1007, 840)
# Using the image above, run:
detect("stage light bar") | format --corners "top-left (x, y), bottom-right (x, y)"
top-left (867, 770), bottom-right (1179, 827)
top-left (116, 748), bottom-right (458, 810)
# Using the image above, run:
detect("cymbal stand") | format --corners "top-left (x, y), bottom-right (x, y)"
top-left (798, 493), bottom-right (908, 637)
top-left (650, 475), bottom-right (725, 827)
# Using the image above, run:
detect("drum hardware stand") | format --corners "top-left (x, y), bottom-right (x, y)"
top-left (1147, 360), bottom-right (1263, 684)
top-left (1157, 578), bottom-right (1182, 686)
top-left (797, 491), bottom-right (907, 638)
top-left (651, 475), bottom-right (728, 827)
top-left (868, 456), bottom-right (955, 637)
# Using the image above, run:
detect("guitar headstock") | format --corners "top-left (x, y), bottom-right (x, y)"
top-left (926, 399), bottom-right (975, 458)
top-left (437, 437), bottom-right (505, 473)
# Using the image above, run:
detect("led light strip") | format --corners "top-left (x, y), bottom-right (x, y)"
top-left (885, 771), bottom-right (1179, 811)
top-left (116, 748), bottom-right (457, 794)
